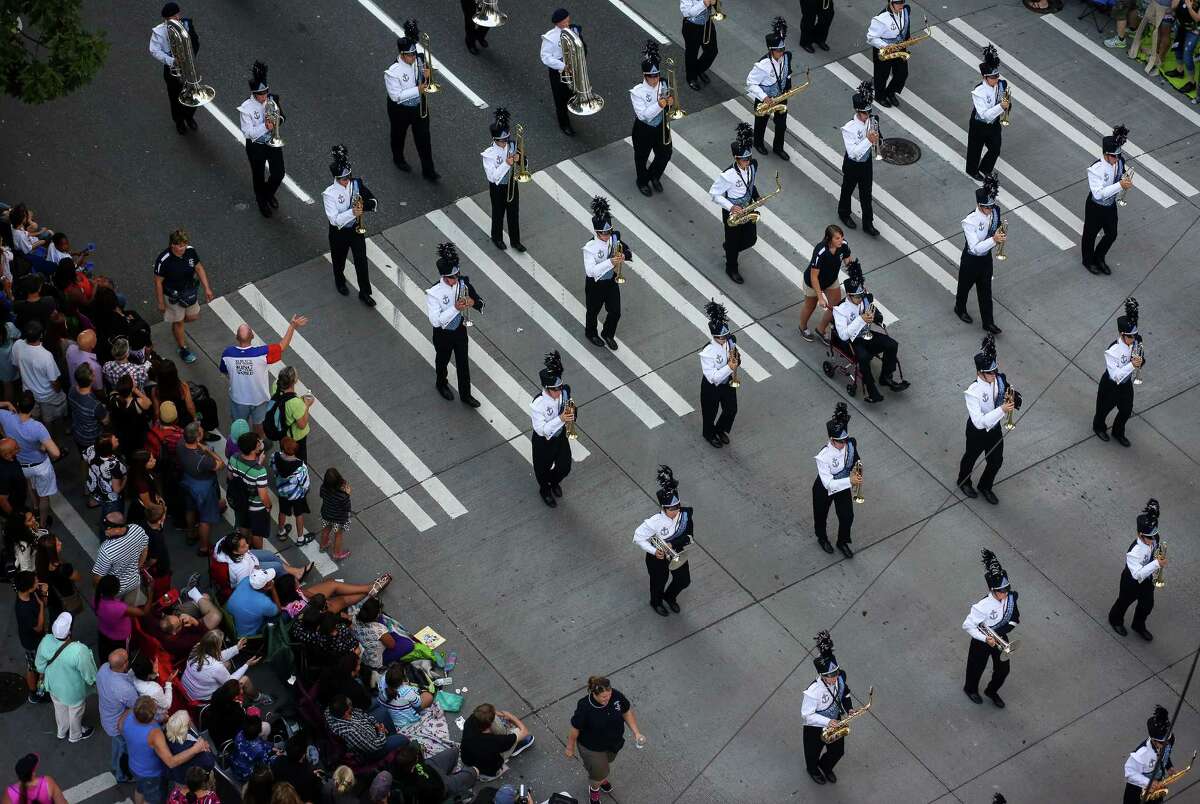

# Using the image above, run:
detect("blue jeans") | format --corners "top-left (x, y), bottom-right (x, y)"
top-left (250, 549), bottom-right (286, 576)
top-left (133, 774), bottom-right (167, 804)
top-left (111, 733), bottom-right (132, 781)
top-left (1178, 30), bottom-right (1199, 74)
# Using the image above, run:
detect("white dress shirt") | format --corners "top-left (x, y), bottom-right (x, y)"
top-left (962, 207), bottom-right (1000, 256)
top-left (630, 80), bottom-right (664, 125)
top-left (815, 440), bottom-right (855, 495)
top-left (961, 593), bottom-right (1014, 642)
top-left (149, 22), bottom-right (175, 67)
top-left (699, 339), bottom-right (735, 384)
top-left (680, 0), bottom-right (710, 23)
top-left (1125, 739), bottom-right (1163, 788)
top-left (1088, 158), bottom-right (1124, 205)
top-left (481, 142), bottom-right (513, 185)
top-left (1104, 338), bottom-right (1137, 384)
top-left (322, 180), bottom-right (359, 229)
top-left (866, 7), bottom-right (908, 49)
top-left (972, 80), bottom-right (1005, 123)
top-left (801, 676), bottom-right (848, 728)
top-left (842, 116), bottom-right (874, 162)
top-left (540, 27), bottom-right (566, 71)
top-left (745, 54), bottom-right (789, 102)
top-left (833, 297), bottom-right (869, 343)
top-left (964, 376), bottom-right (1007, 431)
top-left (530, 391), bottom-right (566, 438)
top-left (426, 278), bottom-right (466, 329)
top-left (1124, 538), bottom-right (1161, 582)
top-left (384, 57), bottom-right (423, 105)
top-left (238, 96), bottom-right (269, 142)
top-left (709, 165), bottom-right (756, 211)
top-left (632, 511), bottom-right (683, 556)
top-left (582, 237), bottom-right (618, 281)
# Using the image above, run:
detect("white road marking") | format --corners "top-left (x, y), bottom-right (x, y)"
top-left (455, 198), bottom-right (694, 417)
top-left (209, 296), bottom-right (438, 531)
top-left (62, 772), bottom-right (117, 802)
top-left (49, 493), bottom-right (99, 557)
top-left (351, 0), bottom-right (488, 109)
top-left (200, 103), bottom-right (314, 204)
top-left (932, 24), bottom-right (1180, 207)
top-left (603, 0), bottom-right (671, 44)
top-left (427, 210), bottom-right (666, 430)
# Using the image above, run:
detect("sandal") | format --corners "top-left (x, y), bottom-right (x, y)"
top-left (318, 542), bottom-right (329, 553)
top-left (331, 550), bottom-right (352, 561)
top-left (295, 532), bottom-right (316, 546)
top-left (277, 524), bottom-right (293, 543)
top-left (300, 562), bottom-right (315, 581)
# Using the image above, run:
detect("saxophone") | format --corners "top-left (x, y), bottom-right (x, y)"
top-left (754, 67), bottom-right (811, 117)
top-left (1153, 537), bottom-right (1166, 589)
top-left (821, 687), bottom-right (874, 744)
top-left (728, 173), bottom-right (782, 226)
top-left (878, 16), bottom-right (932, 62)
top-left (1146, 751), bottom-right (1197, 802)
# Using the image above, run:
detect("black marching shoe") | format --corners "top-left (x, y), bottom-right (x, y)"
top-left (863, 392), bottom-right (884, 403)
top-left (965, 689), bottom-right (983, 704)
top-left (955, 307), bottom-right (973, 324)
top-left (478, 37), bottom-right (488, 49)
top-left (423, 171), bottom-right (441, 183)
top-left (551, 483), bottom-right (563, 498)
top-left (862, 223), bottom-right (880, 237)
top-left (878, 95), bottom-right (892, 108)
top-left (336, 282), bottom-right (350, 296)
top-left (980, 488), bottom-right (999, 505)
top-left (699, 71), bottom-right (711, 84)
top-left (1114, 433), bottom-right (1131, 447)
top-left (186, 117), bottom-right (198, 130)
top-left (817, 42), bottom-right (830, 51)
top-left (667, 600), bottom-right (681, 613)
top-left (466, 40), bottom-right (479, 55)
top-left (359, 292), bottom-right (376, 308)
top-left (985, 691), bottom-right (1006, 708)
top-left (839, 214), bottom-right (857, 230)
top-left (1094, 427), bottom-right (1111, 442)
top-left (560, 125), bottom-right (576, 137)
top-left (176, 121), bottom-right (188, 135)
top-left (1111, 621), bottom-right (1128, 637)
top-left (717, 431), bottom-right (730, 444)
top-left (461, 394), bottom-right (481, 409)
top-left (809, 771), bottom-right (827, 785)
top-left (651, 602), bottom-right (669, 617)
top-left (650, 178), bottom-right (663, 192)
top-left (773, 148), bottom-right (791, 161)
top-left (687, 79), bottom-right (703, 91)
top-left (822, 769), bottom-right (837, 784)
top-left (511, 242), bottom-right (527, 253)
top-left (268, 196), bottom-right (279, 209)
top-left (541, 489), bottom-right (557, 507)
top-left (258, 204), bottom-right (273, 218)
top-left (1133, 626), bottom-right (1154, 641)
top-left (706, 434), bottom-right (723, 448)
top-left (817, 538), bottom-right (835, 555)
top-left (1097, 259), bottom-right (1113, 275)
top-left (604, 336), bottom-right (619, 351)
top-left (959, 479), bottom-right (979, 498)
top-left (983, 323), bottom-right (1002, 335)
top-left (754, 141), bottom-right (769, 155)
top-left (889, 94), bottom-right (902, 108)
top-left (436, 384), bottom-right (455, 401)
top-left (637, 184), bottom-right (652, 197)
top-left (492, 238), bottom-right (507, 250)
top-left (726, 268), bottom-right (744, 284)
top-left (1085, 261), bottom-right (1103, 275)
top-left (395, 159), bottom-right (412, 173)
top-left (587, 334), bottom-right (606, 347)
top-left (801, 43), bottom-right (815, 53)
top-left (882, 377), bottom-right (910, 392)
top-left (838, 542), bottom-right (854, 559)
top-left (966, 170), bottom-right (985, 182)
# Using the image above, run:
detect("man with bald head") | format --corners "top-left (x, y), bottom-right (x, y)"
top-left (219, 314), bottom-right (308, 433)
top-left (96, 648), bottom-right (138, 782)
top-left (66, 330), bottom-right (104, 392)
top-left (0, 437), bottom-right (28, 515)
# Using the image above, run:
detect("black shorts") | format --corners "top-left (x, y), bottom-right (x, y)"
top-left (232, 502), bottom-right (250, 531)
top-left (278, 496), bottom-right (310, 517)
top-left (246, 508), bottom-right (270, 538)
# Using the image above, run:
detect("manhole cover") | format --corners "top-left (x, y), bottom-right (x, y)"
top-left (0, 672), bottom-right (25, 712)
top-left (880, 138), bottom-right (921, 166)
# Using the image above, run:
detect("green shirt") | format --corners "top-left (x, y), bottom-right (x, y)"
top-left (34, 634), bottom-right (97, 705)
top-left (283, 396), bottom-right (310, 441)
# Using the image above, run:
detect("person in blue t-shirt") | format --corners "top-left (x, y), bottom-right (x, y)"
top-left (227, 568), bottom-right (280, 637)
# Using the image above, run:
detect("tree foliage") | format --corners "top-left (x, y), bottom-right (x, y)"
top-left (0, 0), bottom-right (108, 104)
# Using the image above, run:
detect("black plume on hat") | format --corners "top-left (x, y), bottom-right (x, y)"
top-left (976, 173), bottom-right (1000, 206)
top-left (974, 333), bottom-right (998, 372)
top-left (705, 299), bottom-right (731, 337)
top-left (731, 122), bottom-right (754, 157)
top-left (813, 630), bottom-right (839, 675)
top-left (1137, 498), bottom-right (1161, 537)
top-left (402, 18), bottom-right (420, 39)
top-left (641, 40), bottom-right (661, 74)
top-left (1124, 297), bottom-right (1140, 326)
top-left (766, 16), bottom-right (788, 48)
top-left (249, 61), bottom-right (269, 93)
top-left (490, 106), bottom-right (512, 139)
top-left (853, 79), bottom-right (875, 111)
top-left (981, 548), bottom-right (1009, 590)
top-left (436, 242), bottom-right (460, 276)
top-left (1103, 124), bottom-right (1129, 155)
top-left (539, 350), bottom-right (564, 388)
top-left (842, 259), bottom-right (866, 295)
top-left (656, 465), bottom-right (680, 507)
top-left (329, 144), bottom-right (352, 178)
top-left (992, 796), bottom-right (1007, 804)
top-left (1112, 124), bottom-right (1130, 148)
top-left (979, 44), bottom-right (1000, 76)
top-left (826, 401), bottom-right (850, 439)
top-left (590, 196), bottom-right (613, 232)
top-left (1147, 705), bottom-right (1172, 740)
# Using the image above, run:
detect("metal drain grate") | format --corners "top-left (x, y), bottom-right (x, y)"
top-left (879, 138), bottom-right (921, 166)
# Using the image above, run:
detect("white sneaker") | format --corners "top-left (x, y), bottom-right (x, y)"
top-left (1104, 36), bottom-right (1126, 49)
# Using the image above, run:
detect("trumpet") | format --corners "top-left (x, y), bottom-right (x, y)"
top-left (351, 180), bottom-right (367, 236)
top-left (821, 686), bottom-right (874, 744)
top-left (165, 19), bottom-right (215, 107)
top-left (649, 533), bottom-right (688, 571)
top-left (860, 301), bottom-right (877, 341)
top-left (1146, 750), bottom-right (1197, 802)
top-left (1117, 164), bottom-right (1135, 207)
top-left (419, 32), bottom-right (441, 120)
top-left (1153, 537), bottom-right (1166, 589)
top-left (754, 67), bottom-right (811, 117)
top-left (1003, 386), bottom-right (1016, 431)
top-left (472, 0), bottom-right (508, 27)
top-left (728, 173), bottom-right (782, 226)
top-left (977, 623), bottom-right (1017, 659)
top-left (704, 0), bottom-right (725, 46)
top-left (1133, 339), bottom-right (1145, 386)
top-left (507, 124), bottom-right (532, 203)
top-left (878, 15), bottom-right (932, 62)
top-left (728, 343), bottom-right (741, 388)
top-left (870, 114), bottom-right (884, 161)
top-left (662, 57), bottom-right (686, 146)
top-left (850, 460), bottom-right (865, 504)
top-left (563, 397), bottom-right (578, 440)
top-left (994, 218), bottom-right (1009, 261)
top-left (999, 82), bottom-right (1012, 127)
top-left (612, 233), bottom-right (627, 285)
top-left (264, 96), bottom-right (284, 148)
top-left (456, 279), bottom-right (473, 327)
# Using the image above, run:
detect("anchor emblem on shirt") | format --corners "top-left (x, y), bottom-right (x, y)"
top-left (982, 393), bottom-right (989, 402)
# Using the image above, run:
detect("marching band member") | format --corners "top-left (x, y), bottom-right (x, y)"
top-left (385, 21), bottom-right (439, 181)
top-left (1082, 125), bottom-right (1133, 275)
top-left (632, 466), bottom-right (692, 616)
top-left (954, 173), bottom-right (1006, 334)
top-left (322, 145), bottom-right (377, 307)
top-left (801, 631), bottom-right (855, 785)
top-left (148, 3), bottom-right (199, 135)
top-left (746, 17), bottom-right (793, 161)
top-left (833, 261), bottom-right (908, 403)
top-left (582, 197), bottom-right (631, 350)
top-left (425, 243), bottom-right (482, 409)
top-left (699, 301), bottom-right (741, 448)
top-left (866, 0), bottom-right (910, 107)
top-left (482, 107), bottom-right (525, 252)
top-left (956, 336), bottom-right (1019, 505)
top-left (680, 0), bottom-right (719, 91)
top-left (530, 351), bottom-right (575, 507)
top-left (630, 42), bottom-right (673, 197)
top-left (838, 81), bottom-right (880, 237)
top-left (962, 549), bottom-right (1019, 708)
top-left (1123, 706), bottom-right (1178, 804)
top-left (1093, 298), bottom-right (1144, 447)
top-left (812, 403), bottom-right (860, 558)
top-left (460, 0), bottom-right (489, 55)
top-left (799, 225), bottom-right (851, 344)
top-left (709, 123), bottom-right (760, 284)
top-left (799, 0), bottom-right (835, 53)
top-left (1108, 500), bottom-right (1164, 641)
top-left (237, 62), bottom-right (286, 219)
top-left (965, 45), bottom-right (1009, 181)
top-left (540, 9), bottom-right (578, 136)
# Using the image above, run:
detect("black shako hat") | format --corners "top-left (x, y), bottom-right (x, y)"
top-left (329, 144), bottom-right (352, 179)
top-left (655, 465), bottom-right (680, 507)
top-left (590, 196), bottom-right (613, 232)
top-left (731, 122), bottom-right (754, 159)
top-left (976, 173), bottom-right (1000, 207)
top-left (974, 333), bottom-right (998, 373)
top-left (842, 259), bottom-right (866, 296)
top-left (1118, 297), bottom-right (1139, 335)
top-left (765, 16), bottom-right (787, 50)
top-left (1103, 124), bottom-right (1129, 156)
top-left (813, 630), bottom-right (839, 675)
top-left (705, 300), bottom-right (730, 337)
top-left (1147, 705), bottom-right (1172, 741)
top-left (826, 401), bottom-right (850, 440)
top-left (1137, 498), bottom-right (1160, 538)
top-left (398, 19), bottom-right (419, 55)
top-left (539, 350), bottom-right (564, 389)
top-left (640, 40), bottom-right (661, 76)
top-left (490, 106), bottom-right (512, 141)
top-left (853, 79), bottom-right (874, 112)
top-left (979, 44), bottom-right (1001, 77)
top-left (981, 548), bottom-right (1010, 591)
top-left (435, 242), bottom-right (460, 277)
top-left (248, 61), bottom-right (269, 93)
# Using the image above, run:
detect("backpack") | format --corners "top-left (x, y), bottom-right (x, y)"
top-left (261, 389), bottom-right (295, 442)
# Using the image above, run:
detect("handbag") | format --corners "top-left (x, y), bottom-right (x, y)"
top-left (433, 690), bottom-right (463, 713)
top-left (59, 588), bottom-right (83, 615)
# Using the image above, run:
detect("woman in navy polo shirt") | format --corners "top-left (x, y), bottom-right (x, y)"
top-left (564, 675), bottom-right (646, 803)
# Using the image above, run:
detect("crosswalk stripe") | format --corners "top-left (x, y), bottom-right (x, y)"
top-left (359, 241), bottom-right (590, 461)
top-left (427, 209), bottom-right (666, 430)
top-left (49, 492), bottom-right (100, 557)
top-left (532, 169), bottom-right (769, 384)
top-left (554, 160), bottom-right (799, 373)
top-left (931, 26), bottom-right (1179, 208)
top-left (603, 0), bottom-right (670, 44)
top-left (351, 0), bottom-right (487, 109)
top-left (1043, 13), bottom-right (1200, 130)
top-left (199, 104), bottom-right (314, 205)
top-left (63, 773), bottom-right (117, 803)
top-left (454, 198), bottom-right (694, 417)
top-left (239, 284), bottom-right (468, 518)
top-left (835, 58), bottom-right (1080, 247)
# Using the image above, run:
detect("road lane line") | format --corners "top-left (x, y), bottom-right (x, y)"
top-left (603, 0), bottom-right (670, 44)
top-left (200, 104), bottom-right (314, 205)
top-left (63, 773), bottom-right (117, 802)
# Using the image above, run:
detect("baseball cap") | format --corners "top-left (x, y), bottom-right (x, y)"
top-left (52, 612), bottom-right (72, 639)
top-left (249, 568), bottom-right (276, 590)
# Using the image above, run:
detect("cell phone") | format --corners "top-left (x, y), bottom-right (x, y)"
top-left (519, 785), bottom-right (526, 801)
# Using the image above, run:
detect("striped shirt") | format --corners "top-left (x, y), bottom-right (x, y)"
top-left (324, 708), bottom-right (387, 755)
top-left (376, 676), bottom-right (423, 728)
top-left (228, 454), bottom-right (268, 511)
top-left (92, 524), bottom-right (149, 594)
top-left (320, 485), bottom-right (352, 524)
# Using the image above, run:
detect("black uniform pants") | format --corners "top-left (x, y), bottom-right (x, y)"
top-left (1124, 783), bottom-right (1149, 804)
top-left (432, 325), bottom-right (471, 396)
top-left (957, 420), bottom-right (1003, 491)
top-left (328, 226), bottom-right (371, 295)
top-left (460, 0), bottom-right (489, 46)
top-left (965, 115), bottom-right (1002, 176)
top-left (852, 333), bottom-right (898, 397)
top-left (163, 66), bottom-right (197, 124)
top-left (1081, 194), bottom-right (1119, 266)
top-left (838, 155), bottom-right (874, 227)
top-left (549, 67), bottom-right (572, 129)
top-left (488, 181), bottom-right (521, 245)
top-left (245, 141), bottom-right (285, 208)
top-left (646, 553), bottom-right (690, 606)
top-left (681, 19), bottom-right (718, 82)
top-left (1093, 373), bottom-right (1134, 437)
top-left (799, 0), bottom-right (835, 46)
top-left (872, 49), bottom-right (908, 100)
top-left (632, 119), bottom-right (672, 187)
top-left (386, 100), bottom-right (435, 175)
top-left (699, 378), bottom-right (737, 439)
top-left (1109, 567), bottom-right (1155, 630)
top-left (584, 277), bottom-right (621, 339)
top-left (532, 431), bottom-right (572, 492)
top-left (721, 210), bottom-right (757, 273)
top-left (802, 725), bottom-right (845, 776)
top-left (812, 480), bottom-right (853, 546)
top-left (964, 637), bottom-right (1010, 695)
top-left (955, 250), bottom-right (995, 328)
top-left (753, 108), bottom-right (788, 153)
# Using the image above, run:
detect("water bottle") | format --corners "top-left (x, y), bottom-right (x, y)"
top-left (307, 745), bottom-right (320, 766)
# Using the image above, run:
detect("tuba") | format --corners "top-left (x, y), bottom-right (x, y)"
top-left (977, 623), bottom-right (1017, 659)
top-left (264, 96), bottom-right (284, 148)
top-left (851, 460), bottom-right (865, 504)
top-left (649, 533), bottom-right (688, 571)
top-left (1146, 751), bottom-right (1197, 802)
top-left (1117, 164), bottom-right (1135, 207)
top-left (728, 172), bottom-right (782, 226)
top-left (166, 19), bottom-right (215, 107)
top-left (456, 280), bottom-right (473, 327)
top-left (507, 123), bottom-right (532, 203)
top-left (472, 0), bottom-right (508, 27)
top-left (994, 218), bottom-right (1009, 261)
top-left (560, 27), bottom-right (605, 116)
top-left (821, 686), bottom-right (874, 744)
top-left (754, 67), bottom-right (811, 117)
top-left (662, 57), bottom-right (686, 146)
top-left (1152, 537), bottom-right (1166, 589)
top-left (878, 15), bottom-right (932, 61)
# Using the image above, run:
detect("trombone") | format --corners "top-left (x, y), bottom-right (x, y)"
top-left (507, 124), bottom-right (532, 203)
top-left (418, 32), bottom-right (441, 120)
top-left (661, 57), bottom-right (686, 146)
top-left (703, 0), bottom-right (725, 46)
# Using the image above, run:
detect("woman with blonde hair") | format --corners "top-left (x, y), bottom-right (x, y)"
top-left (163, 712), bottom-right (215, 784)
top-left (321, 766), bottom-right (357, 804)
